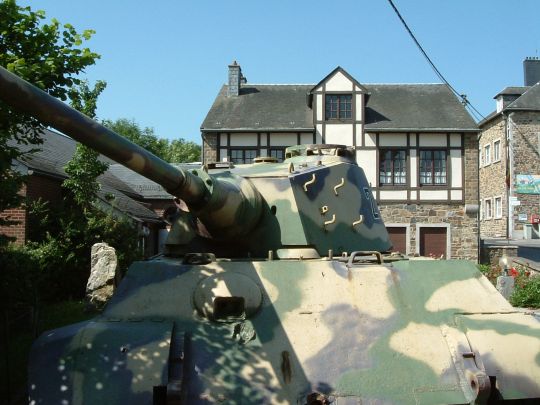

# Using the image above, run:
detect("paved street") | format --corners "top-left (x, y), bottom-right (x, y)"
top-left (483, 238), bottom-right (540, 269)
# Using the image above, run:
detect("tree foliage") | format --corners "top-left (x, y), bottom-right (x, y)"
top-left (64, 80), bottom-right (108, 209)
top-left (167, 138), bottom-right (201, 163)
top-left (0, 0), bottom-right (99, 247)
top-left (102, 118), bottom-right (201, 163)
top-left (0, 1), bottom-right (140, 304)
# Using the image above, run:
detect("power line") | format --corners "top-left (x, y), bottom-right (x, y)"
top-left (386, 0), bottom-right (485, 121)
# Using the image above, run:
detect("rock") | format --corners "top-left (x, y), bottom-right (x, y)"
top-left (86, 242), bottom-right (118, 310)
top-left (496, 274), bottom-right (515, 300)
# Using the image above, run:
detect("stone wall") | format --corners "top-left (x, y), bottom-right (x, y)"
top-left (202, 133), bottom-right (218, 164)
top-left (380, 202), bottom-right (478, 260)
top-left (510, 111), bottom-right (540, 233)
top-left (479, 115), bottom-right (507, 237)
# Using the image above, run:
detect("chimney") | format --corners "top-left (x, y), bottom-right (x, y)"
top-left (227, 61), bottom-right (243, 97)
top-left (524, 57), bottom-right (540, 86)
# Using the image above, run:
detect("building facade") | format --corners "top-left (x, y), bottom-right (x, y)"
top-left (479, 58), bottom-right (540, 239)
top-left (201, 63), bottom-right (480, 260)
top-left (0, 129), bottom-right (167, 256)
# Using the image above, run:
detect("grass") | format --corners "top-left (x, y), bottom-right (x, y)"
top-left (1, 301), bottom-right (98, 404)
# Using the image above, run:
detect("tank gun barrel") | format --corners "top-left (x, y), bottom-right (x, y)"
top-left (0, 66), bottom-right (263, 237)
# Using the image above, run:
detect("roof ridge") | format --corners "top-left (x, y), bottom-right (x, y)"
top-left (506, 81), bottom-right (540, 109)
top-left (229, 82), bottom-right (446, 86)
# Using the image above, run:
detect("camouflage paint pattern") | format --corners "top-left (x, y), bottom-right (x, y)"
top-left (29, 258), bottom-right (540, 403)
top-left (1, 67), bottom-right (539, 404)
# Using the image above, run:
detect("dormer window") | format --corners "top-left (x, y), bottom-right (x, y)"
top-left (325, 94), bottom-right (352, 120)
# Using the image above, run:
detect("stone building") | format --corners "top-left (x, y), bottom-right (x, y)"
top-left (479, 58), bottom-right (540, 239)
top-left (201, 63), bottom-right (480, 260)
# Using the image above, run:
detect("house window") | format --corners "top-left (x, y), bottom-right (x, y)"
top-left (485, 198), bottom-right (492, 219)
top-left (419, 150), bottom-right (447, 185)
top-left (325, 94), bottom-right (352, 120)
top-left (495, 197), bottom-right (502, 218)
top-left (493, 140), bottom-right (501, 162)
top-left (269, 148), bottom-right (285, 163)
top-left (230, 149), bottom-right (257, 164)
top-left (484, 144), bottom-right (491, 165)
top-left (379, 149), bottom-right (406, 185)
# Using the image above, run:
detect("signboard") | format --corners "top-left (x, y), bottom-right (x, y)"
top-left (518, 213), bottom-right (528, 222)
top-left (515, 174), bottom-right (540, 194)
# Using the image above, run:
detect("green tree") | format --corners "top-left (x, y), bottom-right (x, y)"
top-left (102, 117), bottom-right (201, 163)
top-left (0, 0), bottom-right (99, 247)
top-left (64, 80), bottom-right (108, 209)
top-left (166, 138), bottom-right (201, 163)
top-left (102, 118), bottom-right (169, 159)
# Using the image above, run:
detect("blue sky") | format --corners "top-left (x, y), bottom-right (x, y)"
top-left (21, 0), bottom-right (540, 143)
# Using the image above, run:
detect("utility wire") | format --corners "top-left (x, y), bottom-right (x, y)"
top-left (387, 0), bottom-right (485, 121)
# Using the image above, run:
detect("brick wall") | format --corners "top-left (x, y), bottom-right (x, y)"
top-left (145, 199), bottom-right (176, 218)
top-left (27, 174), bottom-right (64, 204)
top-left (202, 133), bottom-right (218, 164)
top-left (0, 184), bottom-right (27, 245)
top-left (0, 174), bottom-right (64, 245)
top-left (479, 115), bottom-right (508, 237)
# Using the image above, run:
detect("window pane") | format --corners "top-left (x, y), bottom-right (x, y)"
top-left (245, 150), bottom-right (257, 163)
top-left (434, 151), bottom-right (446, 184)
top-left (270, 149), bottom-right (284, 162)
top-left (325, 94), bottom-right (352, 120)
top-left (379, 149), bottom-right (406, 185)
top-left (393, 150), bottom-right (406, 184)
top-left (230, 149), bottom-right (243, 164)
top-left (419, 151), bottom-right (432, 184)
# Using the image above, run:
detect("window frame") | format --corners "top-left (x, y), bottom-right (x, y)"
top-left (484, 198), bottom-right (493, 220)
top-left (325, 94), bottom-right (353, 121)
top-left (378, 148), bottom-right (407, 187)
top-left (229, 148), bottom-right (258, 164)
top-left (484, 144), bottom-right (491, 166)
top-left (269, 148), bottom-right (286, 163)
top-left (493, 139), bottom-right (501, 163)
top-left (494, 196), bottom-right (503, 218)
top-left (418, 149), bottom-right (448, 186)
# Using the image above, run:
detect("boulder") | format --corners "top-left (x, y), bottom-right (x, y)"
top-left (86, 242), bottom-right (118, 310)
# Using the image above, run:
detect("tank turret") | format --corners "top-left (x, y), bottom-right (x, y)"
top-left (2, 67), bottom-right (539, 405)
top-left (0, 66), bottom-right (391, 257)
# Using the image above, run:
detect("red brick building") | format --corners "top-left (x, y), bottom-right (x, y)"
top-left (0, 129), bottom-right (184, 256)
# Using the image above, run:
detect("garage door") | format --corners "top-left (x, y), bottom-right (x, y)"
top-left (387, 227), bottom-right (407, 254)
top-left (419, 227), bottom-right (447, 258)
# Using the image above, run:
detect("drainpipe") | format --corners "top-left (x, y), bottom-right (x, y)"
top-left (505, 112), bottom-right (515, 239)
top-left (476, 131), bottom-right (481, 262)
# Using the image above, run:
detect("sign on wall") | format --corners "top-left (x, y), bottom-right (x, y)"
top-left (515, 174), bottom-right (540, 194)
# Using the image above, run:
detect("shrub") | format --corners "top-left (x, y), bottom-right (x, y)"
top-left (510, 273), bottom-right (540, 308)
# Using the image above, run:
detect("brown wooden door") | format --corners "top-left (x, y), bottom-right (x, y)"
top-left (419, 227), bottom-right (447, 258)
top-left (387, 227), bottom-right (407, 254)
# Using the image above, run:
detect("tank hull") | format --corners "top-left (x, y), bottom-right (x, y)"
top-left (29, 258), bottom-right (540, 404)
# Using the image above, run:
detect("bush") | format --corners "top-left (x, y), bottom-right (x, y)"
top-left (0, 245), bottom-right (41, 310)
top-left (510, 274), bottom-right (540, 308)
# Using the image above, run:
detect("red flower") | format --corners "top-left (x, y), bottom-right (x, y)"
top-left (509, 267), bottom-right (519, 277)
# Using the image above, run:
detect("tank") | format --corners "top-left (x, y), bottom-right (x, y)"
top-left (1, 66), bottom-right (539, 404)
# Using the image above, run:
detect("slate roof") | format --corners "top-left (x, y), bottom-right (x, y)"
top-left (201, 85), bottom-right (314, 131)
top-left (480, 83), bottom-right (540, 126)
top-left (10, 129), bottom-right (162, 222)
top-left (201, 83), bottom-right (478, 132)
top-left (506, 82), bottom-right (540, 111)
top-left (494, 86), bottom-right (529, 98)
top-left (11, 129), bottom-right (116, 179)
top-left (364, 84), bottom-right (478, 131)
top-left (108, 162), bottom-right (201, 199)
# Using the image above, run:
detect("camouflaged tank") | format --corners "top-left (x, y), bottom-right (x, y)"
top-left (1, 66), bottom-right (540, 405)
